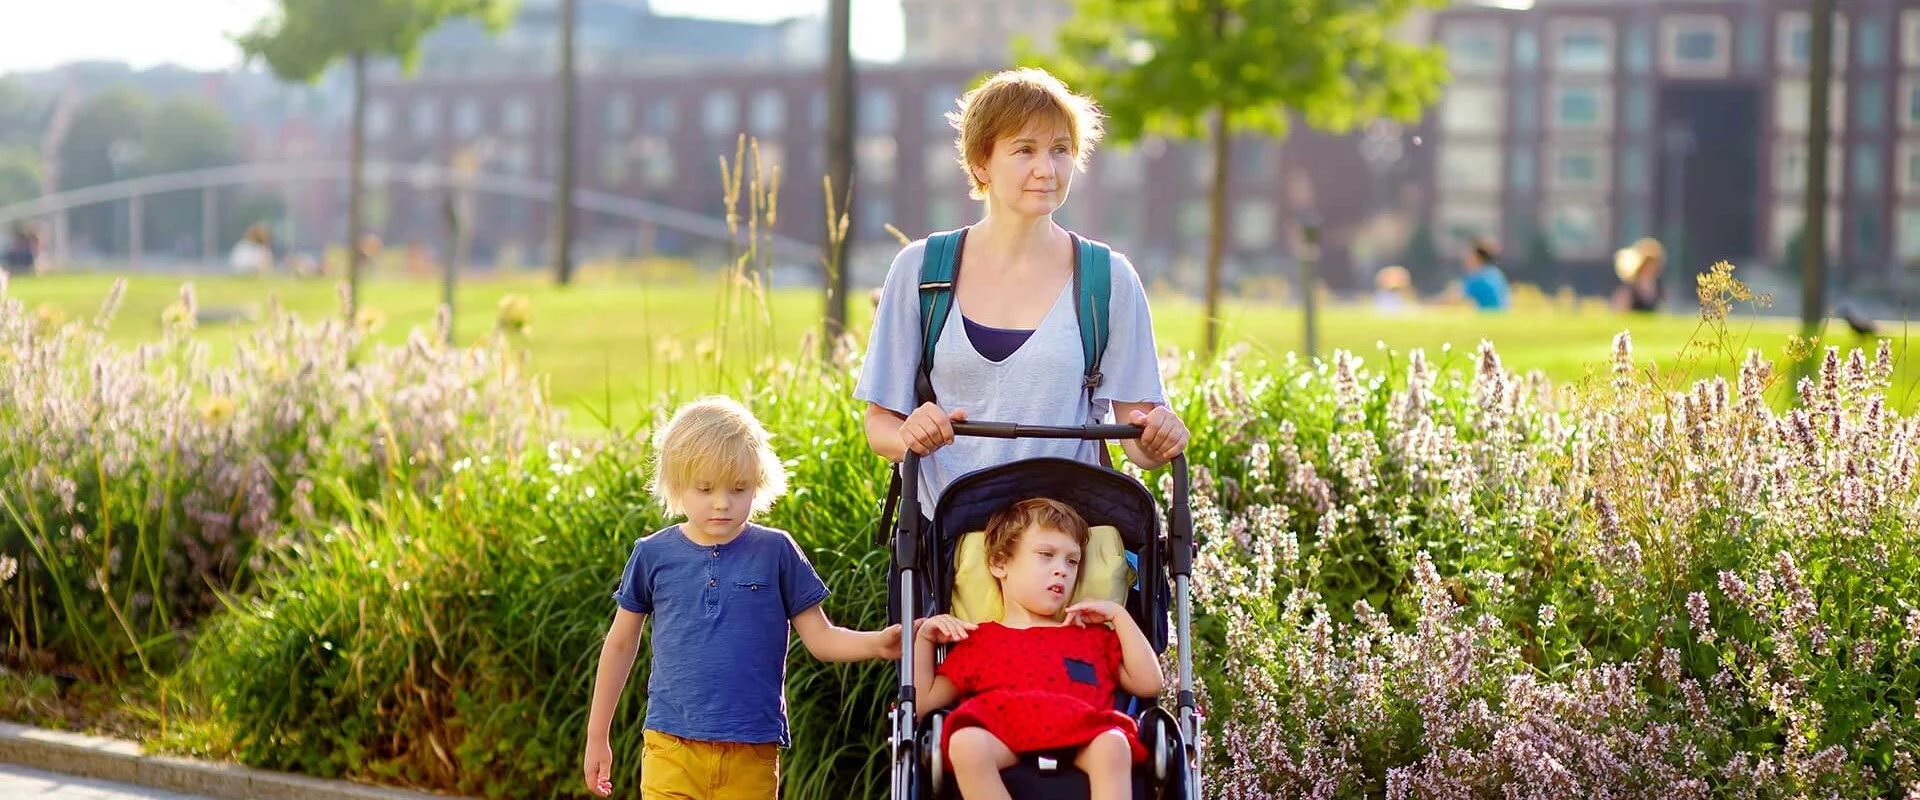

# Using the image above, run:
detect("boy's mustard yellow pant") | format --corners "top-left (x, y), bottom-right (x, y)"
top-left (640, 730), bottom-right (779, 800)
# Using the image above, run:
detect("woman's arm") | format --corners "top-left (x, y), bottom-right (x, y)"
top-left (865, 401), bottom-right (967, 463)
top-left (1110, 401), bottom-right (1188, 471)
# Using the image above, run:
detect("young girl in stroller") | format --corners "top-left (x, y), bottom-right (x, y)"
top-left (913, 497), bottom-right (1163, 800)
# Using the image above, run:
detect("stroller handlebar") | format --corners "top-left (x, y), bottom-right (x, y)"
top-left (949, 421), bottom-right (1143, 440)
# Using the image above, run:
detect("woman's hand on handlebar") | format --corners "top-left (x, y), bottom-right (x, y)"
top-left (899, 403), bottom-right (966, 456)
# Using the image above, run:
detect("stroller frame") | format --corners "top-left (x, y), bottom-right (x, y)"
top-left (883, 420), bottom-right (1200, 800)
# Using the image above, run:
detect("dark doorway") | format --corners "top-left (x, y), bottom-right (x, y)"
top-left (1655, 83), bottom-right (1763, 274)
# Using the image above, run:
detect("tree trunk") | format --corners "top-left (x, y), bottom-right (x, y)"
top-left (553, 0), bottom-right (578, 286)
top-left (823, 0), bottom-right (857, 360)
top-left (1201, 105), bottom-right (1230, 361)
top-left (346, 51), bottom-right (367, 318)
top-left (1801, 0), bottom-right (1833, 336)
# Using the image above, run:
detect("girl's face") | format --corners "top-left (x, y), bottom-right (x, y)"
top-left (990, 524), bottom-right (1083, 620)
top-left (974, 119), bottom-right (1076, 221)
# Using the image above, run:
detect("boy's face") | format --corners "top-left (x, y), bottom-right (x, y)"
top-left (677, 476), bottom-right (756, 543)
top-left (989, 524), bottom-right (1083, 619)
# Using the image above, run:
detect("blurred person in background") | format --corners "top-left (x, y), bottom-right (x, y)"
top-left (1611, 237), bottom-right (1664, 314)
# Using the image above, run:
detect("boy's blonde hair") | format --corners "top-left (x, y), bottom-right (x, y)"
top-left (947, 67), bottom-right (1105, 201)
top-left (983, 497), bottom-right (1090, 583)
top-left (648, 396), bottom-right (788, 517)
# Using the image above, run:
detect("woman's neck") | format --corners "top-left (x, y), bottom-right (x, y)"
top-left (971, 211), bottom-right (1062, 267)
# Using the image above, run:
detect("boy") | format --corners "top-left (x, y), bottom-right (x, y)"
top-left (582, 396), bottom-right (901, 799)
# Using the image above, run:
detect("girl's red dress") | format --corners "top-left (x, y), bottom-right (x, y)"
top-left (935, 621), bottom-right (1147, 764)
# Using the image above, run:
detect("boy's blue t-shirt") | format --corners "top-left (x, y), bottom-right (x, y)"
top-left (1463, 265), bottom-right (1512, 311)
top-left (614, 523), bottom-right (830, 747)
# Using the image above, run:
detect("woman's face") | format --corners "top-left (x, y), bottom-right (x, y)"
top-left (973, 119), bottom-right (1076, 220)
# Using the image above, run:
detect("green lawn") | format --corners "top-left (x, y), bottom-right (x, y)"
top-left (9, 270), bottom-right (1917, 426)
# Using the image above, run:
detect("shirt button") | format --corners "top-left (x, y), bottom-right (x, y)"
top-left (711, 551), bottom-right (719, 558)
top-left (709, 578), bottom-right (717, 587)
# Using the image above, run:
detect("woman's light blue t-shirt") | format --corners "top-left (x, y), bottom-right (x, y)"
top-left (854, 236), bottom-right (1168, 510)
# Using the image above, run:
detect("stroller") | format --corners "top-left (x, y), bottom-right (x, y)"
top-left (880, 420), bottom-right (1201, 800)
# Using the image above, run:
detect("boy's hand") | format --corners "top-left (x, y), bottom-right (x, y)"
top-left (1064, 600), bottom-right (1127, 629)
top-left (917, 614), bottom-right (976, 644)
top-left (875, 623), bottom-right (903, 659)
top-left (582, 739), bottom-right (613, 797)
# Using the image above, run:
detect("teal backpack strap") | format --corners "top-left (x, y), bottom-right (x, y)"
top-left (915, 228), bottom-right (967, 405)
top-left (1070, 233), bottom-right (1113, 392)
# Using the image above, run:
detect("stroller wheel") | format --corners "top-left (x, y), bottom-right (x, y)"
top-left (1153, 720), bottom-right (1169, 783)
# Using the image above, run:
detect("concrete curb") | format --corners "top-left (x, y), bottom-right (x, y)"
top-left (0, 721), bottom-right (479, 800)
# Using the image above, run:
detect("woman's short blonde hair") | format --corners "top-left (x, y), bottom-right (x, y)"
top-left (648, 396), bottom-right (788, 517)
top-left (947, 67), bottom-right (1105, 201)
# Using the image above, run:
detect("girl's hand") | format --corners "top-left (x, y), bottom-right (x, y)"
top-left (1063, 600), bottom-right (1127, 628)
top-left (917, 614), bottom-right (977, 644)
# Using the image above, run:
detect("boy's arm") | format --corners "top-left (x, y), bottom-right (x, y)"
top-left (1112, 615), bottom-right (1166, 699)
top-left (584, 610), bottom-right (648, 745)
top-left (791, 604), bottom-right (900, 662)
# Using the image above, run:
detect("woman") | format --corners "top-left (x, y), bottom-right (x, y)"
top-left (855, 67), bottom-right (1189, 513)
top-left (1612, 237), bottom-right (1664, 313)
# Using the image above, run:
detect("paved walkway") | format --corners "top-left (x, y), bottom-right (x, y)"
top-left (0, 762), bottom-right (214, 800)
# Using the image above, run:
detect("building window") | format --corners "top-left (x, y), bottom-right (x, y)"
top-left (1620, 144), bottom-right (1647, 193)
top-left (1437, 202), bottom-right (1501, 246)
top-left (1899, 208), bottom-right (1920, 262)
top-left (1623, 85), bottom-right (1652, 132)
top-left (702, 92), bottom-right (738, 136)
top-left (454, 99), bottom-right (482, 138)
top-left (1550, 145), bottom-right (1609, 190)
top-left (1438, 142), bottom-right (1502, 193)
top-left (640, 137), bottom-right (675, 189)
top-left (750, 91), bottom-right (785, 134)
top-left (1739, 16), bottom-right (1765, 70)
top-left (1779, 13), bottom-right (1850, 71)
top-left (1663, 16), bottom-right (1731, 76)
top-left (503, 98), bottom-right (533, 135)
top-left (1552, 23), bottom-right (1614, 72)
top-left (1776, 142), bottom-right (1844, 194)
top-left (1624, 24), bottom-right (1652, 73)
top-left (1859, 18), bottom-right (1888, 67)
top-left (1899, 143), bottom-right (1920, 195)
top-left (1514, 29), bottom-right (1540, 69)
top-left (1101, 145), bottom-right (1146, 187)
top-left (928, 196), bottom-right (965, 233)
top-left (601, 145), bottom-right (630, 186)
top-left (1856, 204), bottom-right (1884, 259)
top-left (857, 134), bottom-right (898, 184)
top-left (1618, 203), bottom-right (1649, 243)
top-left (1904, 12), bottom-right (1920, 66)
top-left (1550, 85), bottom-right (1610, 129)
top-left (1445, 24), bottom-right (1505, 74)
top-left (366, 100), bottom-right (393, 139)
top-left (605, 95), bottom-right (632, 134)
top-left (1178, 202), bottom-right (1209, 242)
top-left (1234, 201), bottom-right (1277, 250)
top-left (645, 97), bottom-right (679, 134)
top-left (1856, 78), bottom-right (1886, 131)
top-left (1510, 146), bottom-right (1536, 192)
top-left (926, 143), bottom-right (958, 185)
top-left (1772, 205), bottom-right (1840, 258)
top-left (1547, 202), bottom-right (1608, 257)
top-left (860, 89), bottom-right (896, 133)
top-left (926, 85), bottom-right (960, 129)
top-left (1777, 80), bottom-right (1847, 133)
top-left (1513, 84), bottom-right (1538, 132)
top-left (1854, 144), bottom-right (1884, 194)
top-left (411, 100), bottom-right (439, 139)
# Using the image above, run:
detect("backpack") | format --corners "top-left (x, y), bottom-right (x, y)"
top-left (877, 227), bottom-right (1116, 545)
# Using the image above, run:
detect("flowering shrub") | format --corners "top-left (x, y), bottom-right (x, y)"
top-left (0, 275), bottom-right (561, 675)
top-left (1182, 311), bottom-right (1920, 796)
